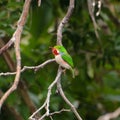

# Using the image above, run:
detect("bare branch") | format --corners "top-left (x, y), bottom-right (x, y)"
top-left (0, 0), bottom-right (31, 108)
top-left (56, 0), bottom-right (82, 119)
top-left (57, 0), bottom-right (74, 45)
top-left (0, 90), bottom-right (24, 120)
top-left (57, 74), bottom-right (82, 120)
top-left (96, 0), bottom-right (102, 16)
top-left (87, 0), bottom-right (102, 46)
top-left (0, 39), bottom-right (40, 117)
top-left (38, 0), bottom-right (41, 7)
top-left (29, 0), bottom-right (83, 120)
top-left (49, 108), bottom-right (70, 116)
top-left (0, 0), bottom-right (31, 55)
top-left (29, 68), bottom-right (62, 120)
top-left (0, 59), bottom-right (55, 76)
top-left (97, 107), bottom-right (120, 120)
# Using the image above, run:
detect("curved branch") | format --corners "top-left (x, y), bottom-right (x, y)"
top-left (57, 74), bottom-right (82, 120)
top-left (57, 0), bottom-right (74, 45)
top-left (56, 0), bottom-right (82, 120)
top-left (0, 59), bottom-right (55, 76)
top-left (0, 0), bottom-right (31, 55)
top-left (87, 0), bottom-right (102, 46)
top-left (0, 0), bottom-right (31, 108)
top-left (29, 68), bottom-right (62, 120)
top-left (97, 107), bottom-right (120, 120)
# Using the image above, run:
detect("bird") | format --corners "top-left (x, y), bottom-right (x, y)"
top-left (51, 45), bottom-right (75, 78)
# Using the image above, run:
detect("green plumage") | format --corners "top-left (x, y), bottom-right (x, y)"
top-left (54, 46), bottom-right (74, 67)
top-left (54, 45), bottom-right (75, 78)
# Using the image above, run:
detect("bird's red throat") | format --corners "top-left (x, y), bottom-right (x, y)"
top-left (52, 48), bottom-right (59, 56)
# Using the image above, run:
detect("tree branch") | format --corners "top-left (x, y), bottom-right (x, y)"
top-left (56, 0), bottom-right (82, 119)
top-left (38, 0), bottom-right (41, 7)
top-left (57, 0), bottom-right (74, 45)
top-left (29, 0), bottom-right (83, 120)
top-left (97, 107), bottom-right (120, 120)
top-left (87, 0), bottom-right (102, 46)
top-left (57, 75), bottom-right (82, 120)
top-left (29, 67), bottom-right (62, 120)
top-left (49, 108), bottom-right (70, 116)
top-left (0, 39), bottom-right (41, 117)
top-left (0, 90), bottom-right (24, 120)
top-left (0, 0), bottom-right (31, 108)
top-left (0, 0), bottom-right (31, 55)
top-left (0, 59), bottom-right (55, 76)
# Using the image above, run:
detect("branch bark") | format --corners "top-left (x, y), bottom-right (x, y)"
top-left (56, 0), bottom-right (82, 119)
top-left (97, 107), bottom-right (120, 120)
top-left (0, 0), bottom-right (31, 108)
top-left (29, 0), bottom-right (83, 119)
top-left (29, 67), bottom-right (62, 120)
top-left (0, 90), bottom-right (24, 120)
top-left (87, 0), bottom-right (102, 46)
top-left (0, 39), bottom-right (40, 117)
top-left (57, 0), bottom-right (74, 45)
top-left (57, 78), bottom-right (82, 120)
top-left (0, 0), bottom-right (31, 55)
top-left (0, 59), bottom-right (55, 76)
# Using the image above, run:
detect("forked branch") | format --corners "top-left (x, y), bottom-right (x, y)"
top-left (0, 59), bottom-right (55, 76)
top-left (0, 0), bottom-right (31, 108)
top-left (29, 68), bottom-right (62, 120)
top-left (29, 0), bottom-right (82, 119)
top-left (0, 0), bottom-right (31, 55)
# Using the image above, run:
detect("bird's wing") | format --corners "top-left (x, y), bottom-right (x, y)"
top-left (61, 53), bottom-right (74, 68)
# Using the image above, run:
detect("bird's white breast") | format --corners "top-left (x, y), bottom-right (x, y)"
top-left (55, 55), bottom-right (70, 69)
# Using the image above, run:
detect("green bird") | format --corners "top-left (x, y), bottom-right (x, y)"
top-left (52, 45), bottom-right (75, 78)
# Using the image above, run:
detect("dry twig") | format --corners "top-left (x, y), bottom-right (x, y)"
top-left (57, 0), bottom-right (74, 45)
top-left (0, 59), bottom-right (55, 76)
top-left (29, 68), bottom-right (62, 120)
top-left (87, 0), bottom-right (102, 45)
top-left (29, 0), bottom-right (82, 119)
top-left (0, 0), bottom-right (31, 108)
top-left (38, 0), bottom-right (41, 7)
top-left (97, 107), bottom-right (120, 120)
top-left (57, 0), bottom-right (82, 119)
top-left (0, 0), bottom-right (31, 55)
top-left (57, 77), bottom-right (82, 120)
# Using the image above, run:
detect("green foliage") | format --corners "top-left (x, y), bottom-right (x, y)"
top-left (1, 0), bottom-right (120, 120)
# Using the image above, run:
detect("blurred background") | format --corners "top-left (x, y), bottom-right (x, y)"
top-left (0, 0), bottom-right (120, 120)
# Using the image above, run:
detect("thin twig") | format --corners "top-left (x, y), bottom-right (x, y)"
top-left (57, 0), bottom-right (74, 45)
top-left (96, 0), bottom-right (102, 16)
top-left (49, 108), bottom-right (71, 116)
top-left (0, 90), bottom-right (24, 120)
top-left (29, 68), bottom-right (62, 120)
top-left (38, 0), bottom-right (41, 7)
top-left (39, 113), bottom-right (46, 120)
top-left (0, 59), bottom-right (55, 76)
top-left (29, 0), bottom-right (83, 120)
top-left (87, 0), bottom-right (102, 46)
top-left (57, 74), bottom-right (82, 120)
top-left (97, 107), bottom-right (120, 120)
top-left (0, 40), bottom-right (40, 118)
top-left (56, 0), bottom-right (82, 119)
top-left (0, 0), bottom-right (31, 108)
top-left (0, 0), bottom-right (31, 55)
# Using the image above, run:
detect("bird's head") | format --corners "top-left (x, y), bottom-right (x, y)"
top-left (51, 45), bottom-right (67, 56)
top-left (52, 47), bottom-right (60, 56)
